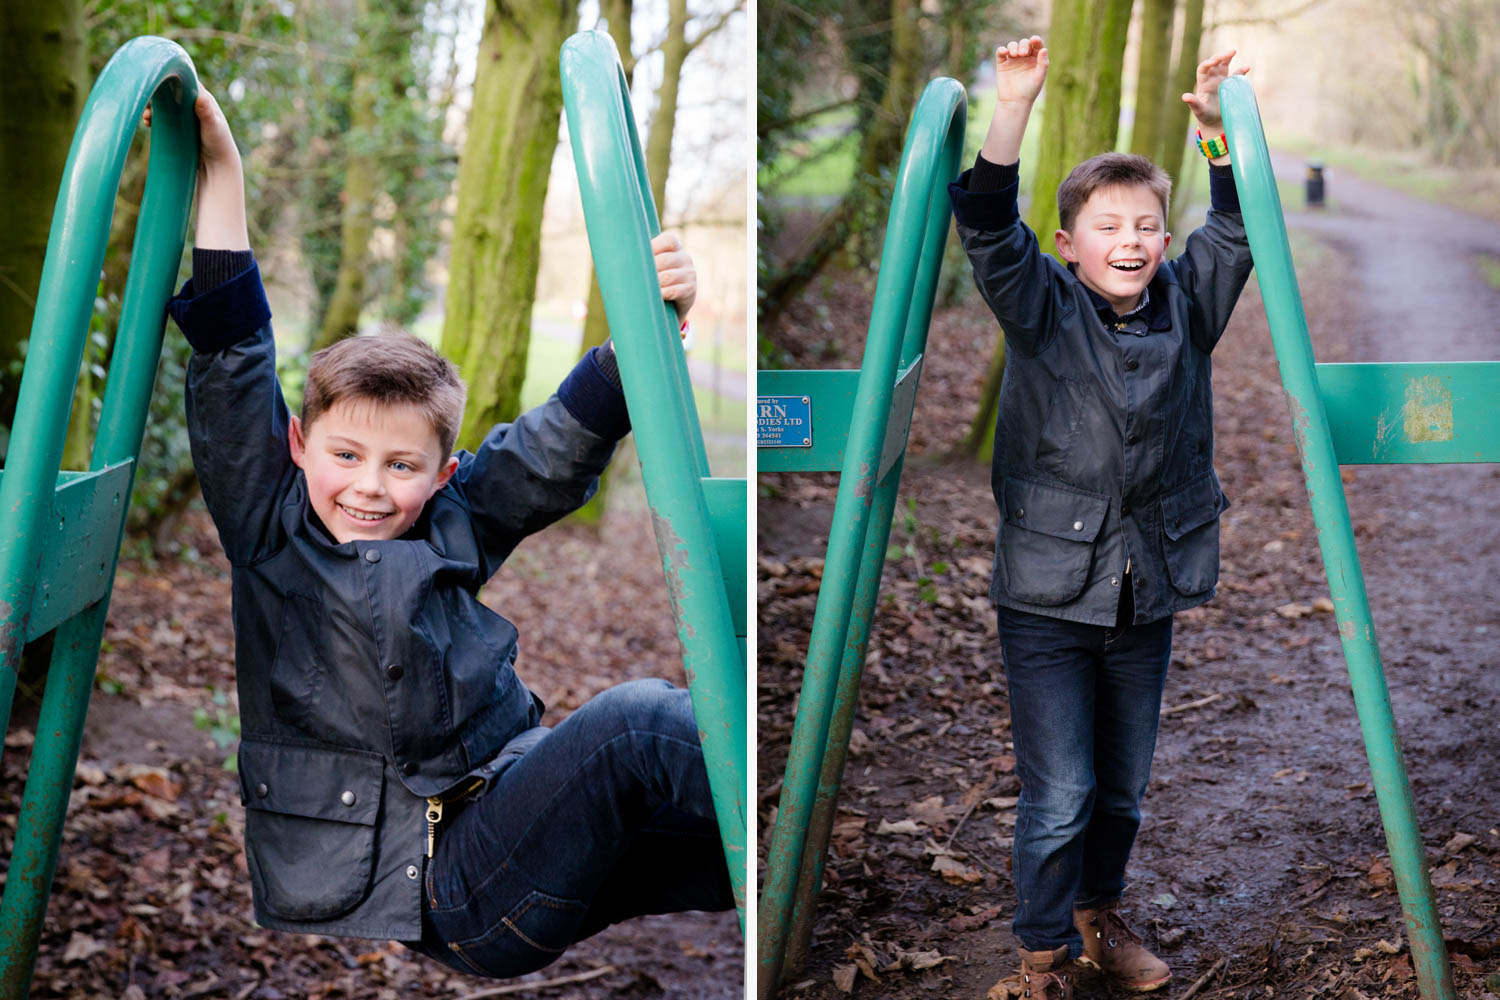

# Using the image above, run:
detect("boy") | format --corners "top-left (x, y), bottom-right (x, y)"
top-left (947, 37), bottom-right (1251, 998)
top-left (165, 89), bottom-right (732, 978)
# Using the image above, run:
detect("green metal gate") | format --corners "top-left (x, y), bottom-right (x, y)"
top-left (1220, 74), bottom-right (1493, 1000)
top-left (756, 77), bottom-right (967, 999)
top-left (0, 37), bottom-right (201, 997)
top-left (559, 30), bottom-right (749, 930)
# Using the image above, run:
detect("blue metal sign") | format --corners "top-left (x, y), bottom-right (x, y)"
top-left (758, 395), bottom-right (812, 448)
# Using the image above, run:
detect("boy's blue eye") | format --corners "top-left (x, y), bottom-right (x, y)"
top-left (391, 461), bottom-right (412, 472)
top-left (335, 451), bottom-right (357, 462)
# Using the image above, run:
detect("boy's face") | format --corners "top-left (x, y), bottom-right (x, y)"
top-left (1055, 184), bottom-right (1171, 316)
top-left (289, 399), bottom-right (458, 544)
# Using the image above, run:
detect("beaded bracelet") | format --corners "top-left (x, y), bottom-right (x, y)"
top-left (1195, 129), bottom-right (1229, 159)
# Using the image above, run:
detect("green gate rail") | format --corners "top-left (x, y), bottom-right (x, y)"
top-left (1221, 74), bottom-right (1479, 1000)
top-left (0, 37), bottom-right (200, 997)
top-left (559, 30), bottom-right (748, 930)
top-left (756, 77), bottom-right (966, 999)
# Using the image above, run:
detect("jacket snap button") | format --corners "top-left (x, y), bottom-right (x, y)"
top-left (1121, 504), bottom-right (1131, 515)
top-left (406, 865), bottom-right (419, 879)
top-left (1016, 508), bottom-right (1025, 519)
top-left (364, 549), bottom-right (381, 563)
top-left (386, 664), bottom-right (404, 681)
top-left (1111, 577), bottom-right (1120, 587)
top-left (1073, 520), bottom-right (1084, 532)
top-left (341, 790), bottom-right (356, 807)
top-left (1125, 359), bottom-right (1139, 371)
top-left (255, 782), bottom-right (269, 798)
top-left (1127, 432), bottom-right (1140, 444)
top-left (402, 761), bottom-right (418, 776)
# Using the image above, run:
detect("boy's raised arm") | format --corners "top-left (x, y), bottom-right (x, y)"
top-left (980, 36), bottom-right (1048, 168)
top-left (166, 90), bottom-right (295, 563)
top-left (454, 235), bottom-right (698, 573)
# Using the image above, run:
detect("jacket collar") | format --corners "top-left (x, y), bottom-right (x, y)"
top-left (1068, 263), bottom-right (1172, 331)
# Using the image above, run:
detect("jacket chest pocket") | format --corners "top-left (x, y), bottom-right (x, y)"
top-left (998, 478), bottom-right (1109, 606)
top-left (240, 740), bottom-right (384, 922)
top-left (1160, 471), bottom-right (1230, 595)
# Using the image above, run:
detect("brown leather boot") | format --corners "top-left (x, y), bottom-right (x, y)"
top-left (1018, 945), bottom-right (1073, 1000)
top-left (1073, 904), bottom-right (1171, 992)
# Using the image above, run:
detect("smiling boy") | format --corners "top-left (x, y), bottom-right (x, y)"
top-left (167, 87), bottom-right (732, 979)
top-left (947, 37), bottom-right (1252, 998)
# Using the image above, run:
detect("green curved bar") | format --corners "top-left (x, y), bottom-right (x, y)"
top-left (0, 37), bottom-right (200, 994)
top-left (1220, 75), bottom-right (1455, 1000)
top-left (558, 30), bottom-right (748, 928)
top-left (758, 77), bottom-right (966, 998)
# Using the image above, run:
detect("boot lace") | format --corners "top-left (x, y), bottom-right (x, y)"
top-left (1094, 908), bottom-right (1143, 951)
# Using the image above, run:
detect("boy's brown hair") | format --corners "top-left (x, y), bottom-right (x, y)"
top-left (1057, 152), bottom-right (1173, 233)
top-left (302, 332), bottom-right (467, 458)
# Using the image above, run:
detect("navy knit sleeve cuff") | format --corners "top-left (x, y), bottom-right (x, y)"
top-left (167, 259), bottom-right (272, 354)
top-left (949, 157), bottom-right (1022, 231)
top-left (1208, 163), bottom-right (1240, 214)
top-left (557, 344), bottom-right (631, 440)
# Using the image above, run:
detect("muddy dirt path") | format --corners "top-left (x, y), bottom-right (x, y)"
top-left (758, 160), bottom-right (1500, 998)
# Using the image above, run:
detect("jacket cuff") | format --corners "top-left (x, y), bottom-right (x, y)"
top-left (168, 260), bottom-right (272, 353)
top-left (192, 248), bottom-right (257, 295)
top-left (1208, 163), bottom-right (1240, 215)
top-left (558, 345), bottom-right (630, 439)
top-left (949, 161), bottom-right (1022, 231)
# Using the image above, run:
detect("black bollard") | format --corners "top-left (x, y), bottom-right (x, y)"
top-left (1306, 160), bottom-right (1325, 207)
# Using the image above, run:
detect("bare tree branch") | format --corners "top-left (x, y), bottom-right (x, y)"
top-left (685, 0), bottom-right (745, 55)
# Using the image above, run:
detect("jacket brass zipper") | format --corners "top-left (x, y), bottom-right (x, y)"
top-left (426, 797), bottom-right (443, 857)
top-left (426, 779), bottom-right (483, 858)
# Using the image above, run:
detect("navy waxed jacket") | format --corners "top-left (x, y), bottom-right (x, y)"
top-left (171, 263), bottom-right (627, 940)
top-left (949, 160), bottom-right (1253, 626)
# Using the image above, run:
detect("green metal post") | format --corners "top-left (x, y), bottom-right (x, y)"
top-left (559, 30), bottom-right (748, 927)
top-left (758, 77), bottom-right (966, 998)
top-left (1220, 75), bottom-right (1456, 1000)
top-left (0, 37), bottom-right (200, 996)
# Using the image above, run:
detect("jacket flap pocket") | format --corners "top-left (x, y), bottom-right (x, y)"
top-left (1162, 472), bottom-right (1228, 541)
top-left (239, 740), bottom-right (382, 826)
top-left (1003, 478), bottom-right (1109, 542)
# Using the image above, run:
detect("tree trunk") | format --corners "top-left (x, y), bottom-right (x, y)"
top-left (578, 0), bottom-right (634, 360)
top-left (442, 0), bottom-right (578, 450)
top-left (312, 0), bottom-right (408, 350)
top-left (1025, 0), bottom-right (1134, 255)
top-left (1129, 0), bottom-right (1175, 162)
top-left (759, 0), bottom-right (919, 331)
top-left (966, 0), bottom-right (1133, 457)
top-left (571, 0), bottom-right (636, 527)
top-left (0, 0), bottom-right (87, 449)
top-left (1162, 0), bottom-right (1204, 233)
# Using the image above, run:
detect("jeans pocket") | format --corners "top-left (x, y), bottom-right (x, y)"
top-left (445, 889), bottom-right (588, 978)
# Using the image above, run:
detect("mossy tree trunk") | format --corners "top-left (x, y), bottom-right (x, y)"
top-left (0, 0), bottom-right (87, 455)
top-left (578, 0), bottom-right (635, 362)
top-left (442, 0), bottom-right (578, 451)
top-left (1026, 0), bottom-right (1135, 253)
top-left (964, 0), bottom-right (1134, 461)
top-left (1129, 0), bottom-right (1175, 162)
top-left (1162, 0), bottom-right (1204, 233)
top-left (312, 0), bottom-right (416, 350)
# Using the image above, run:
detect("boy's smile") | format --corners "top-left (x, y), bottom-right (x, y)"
top-left (289, 399), bottom-right (458, 544)
top-left (1055, 184), bottom-right (1171, 316)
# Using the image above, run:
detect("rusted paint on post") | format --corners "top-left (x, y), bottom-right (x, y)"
top-left (1402, 376), bottom-right (1453, 443)
top-left (1221, 75), bottom-right (1457, 1000)
top-left (758, 77), bottom-right (967, 999)
top-left (0, 37), bottom-right (201, 995)
top-left (560, 30), bottom-right (746, 930)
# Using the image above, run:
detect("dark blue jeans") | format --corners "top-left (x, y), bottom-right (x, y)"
top-left (996, 601), bottom-right (1173, 955)
top-left (407, 679), bottom-right (733, 978)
